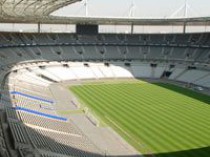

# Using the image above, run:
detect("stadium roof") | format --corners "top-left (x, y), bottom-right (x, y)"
top-left (0, 0), bottom-right (210, 26)
top-left (0, 0), bottom-right (81, 18)
top-left (43, 16), bottom-right (210, 26)
top-left (1, 16), bottom-right (210, 26)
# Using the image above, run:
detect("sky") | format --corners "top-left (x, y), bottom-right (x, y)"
top-left (52, 0), bottom-right (210, 18)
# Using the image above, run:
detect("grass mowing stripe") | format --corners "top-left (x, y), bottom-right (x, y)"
top-left (70, 81), bottom-right (210, 157)
top-left (155, 83), bottom-right (210, 104)
top-left (73, 84), bottom-right (208, 152)
top-left (75, 86), bottom-right (164, 152)
top-left (81, 83), bottom-right (210, 146)
top-left (116, 83), bottom-right (210, 126)
top-left (97, 84), bottom-right (210, 149)
top-left (122, 83), bottom-right (210, 116)
top-left (81, 84), bottom-right (200, 152)
top-left (149, 86), bottom-right (210, 114)
top-left (74, 88), bottom-right (156, 152)
top-left (102, 84), bottom-right (210, 135)
top-left (77, 86), bottom-right (203, 156)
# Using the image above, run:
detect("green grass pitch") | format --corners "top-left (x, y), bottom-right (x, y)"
top-left (70, 81), bottom-right (210, 157)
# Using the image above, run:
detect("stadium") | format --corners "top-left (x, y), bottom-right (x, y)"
top-left (0, 0), bottom-right (210, 156)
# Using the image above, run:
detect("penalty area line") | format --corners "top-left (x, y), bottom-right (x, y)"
top-left (105, 116), bottom-right (155, 157)
top-left (105, 116), bottom-right (132, 138)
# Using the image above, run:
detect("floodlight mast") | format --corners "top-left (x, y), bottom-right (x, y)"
top-left (168, 0), bottom-right (202, 33)
top-left (183, 0), bottom-right (189, 33)
top-left (129, 1), bottom-right (136, 34)
top-left (84, 0), bottom-right (88, 17)
top-left (184, 0), bottom-right (188, 18)
top-left (129, 1), bottom-right (135, 18)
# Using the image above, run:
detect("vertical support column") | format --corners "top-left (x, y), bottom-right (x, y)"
top-left (131, 24), bottom-right (134, 34)
top-left (183, 22), bottom-right (187, 34)
top-left (204, 21), bottom-right (207, 33)
top-left (38, 22), bottom-right (41, 33)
